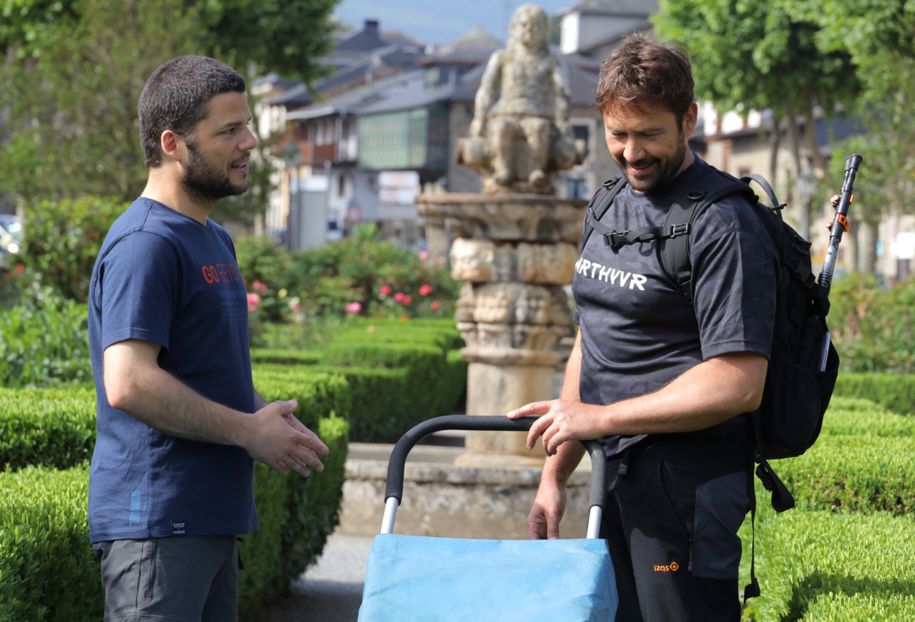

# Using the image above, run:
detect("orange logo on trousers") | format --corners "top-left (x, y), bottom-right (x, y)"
top-left (653, 561), bottom-right (680, 572)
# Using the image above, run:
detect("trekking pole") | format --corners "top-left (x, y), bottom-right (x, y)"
top-left (813, 154), bottom-right (862, 371)
top-left (818, 154), bottom-right (863, 294)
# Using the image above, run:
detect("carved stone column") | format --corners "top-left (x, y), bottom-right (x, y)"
top-left (418, 193), bottom-right (585, 466)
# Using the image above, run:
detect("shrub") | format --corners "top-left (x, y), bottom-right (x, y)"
top-left (264, 363), bottom-right (415, 443)
top-left (322, 341), bottom-right (450, 417)
top-left (283, 224), bottom-right (459, 320)
top-left (834, 373), bottom-right (915, 415)
top-left (278, 415), bottom-right (349, 587)
top-left (238, 415), bottom-right (349, 618)
top-left (233, 236), bottom-right (294, 324)
top-left (0, 385), bottom-right (96, 469)
top-left (0, 465), bottom-right (102, 621)
top-left (21, 196), bottom-right (125, 302)
top-left (829, 274), bottom-right (915, 374)
top-left (775, 435), bottom-right (914, 516)
top-left (0, 286), bottom-right (92, 388)
top-left (252, 369), bottom-right (352, 424)
top-left (770, 399), bottom-right (915, 516)
top-left (250, 348), bottom-right (324, 366)
top-left (743, 511), bottom-right (915, 621)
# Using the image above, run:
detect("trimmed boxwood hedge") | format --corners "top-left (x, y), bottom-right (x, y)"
top-left (0, 372), bottom-right (350, 620)
top-left (0, 465), bottom-right (101, 622)
top-left (250, 348), bottom-right (324, 366)
top-left (257, 363), bottom-right (413, 443)
top-left (239, 415), bottom-right (349, 619)
top-left (833, 372), bottom-right (915, 415)
top-left (743, 511), bottom-right (915, 621)
top-left (741, 395), bottom-right (915, 619)
top-left (0, 385), bottom-right (96, 469)
top-left (769, 398), bottom-right (915, 516)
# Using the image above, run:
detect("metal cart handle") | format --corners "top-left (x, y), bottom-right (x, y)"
top-left (380, 415), bottom-right (607, 539)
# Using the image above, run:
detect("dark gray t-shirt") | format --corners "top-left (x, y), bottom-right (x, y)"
top-left (573, 158), bottom-right (777, 456)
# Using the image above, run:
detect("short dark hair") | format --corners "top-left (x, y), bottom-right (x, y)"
top-left (138, 55), bottom-right (246, 168)
top-left (595, 34), bottom-right (694, 121)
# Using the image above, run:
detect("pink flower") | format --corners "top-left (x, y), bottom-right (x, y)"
top-left (430, 300), bottom-right (441, 311)
top-left (379, 284), bottom-right (392, 296)
top-left (252, 279), bottom-right (269, 293)
top-left (247, 293), bottom-right (262, 312)
top-left (393, 292), bottom-right (406, 303)
top-left (419, 284), bottom-right (433, 297)
top-left (418, 250), bottom-right (429, 261)
top-left (399, 294), bottom-right (413, 306)
top-left (345, 301), bottom-right (362, 314)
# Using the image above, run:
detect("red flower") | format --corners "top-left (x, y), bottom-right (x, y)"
top-left (246, 293), bottom-right (262, 312)
top-left (419, 284), bottom-right (433, 297)
top-left (14, 263), bottom-right (25, 275)
top-left (430, 300), bottom-right (441, 311)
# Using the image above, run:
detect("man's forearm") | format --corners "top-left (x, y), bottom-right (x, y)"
top-left (107, 361), bottom-right (252, 445)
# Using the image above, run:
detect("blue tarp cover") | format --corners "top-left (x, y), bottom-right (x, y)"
top-left (358, 533), bottom-right (617, 621)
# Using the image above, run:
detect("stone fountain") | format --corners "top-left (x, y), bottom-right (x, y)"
top-left (338, 4), bottom-right (592, 539)
top-left (419, 3), bottom-right (586, 467)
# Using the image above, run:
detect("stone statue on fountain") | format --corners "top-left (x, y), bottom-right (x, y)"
top-left (460, 4), bottom-right (582, 194)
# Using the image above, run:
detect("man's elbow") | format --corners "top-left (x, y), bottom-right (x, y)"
top-left (105, 372), bottom-right (136, 412)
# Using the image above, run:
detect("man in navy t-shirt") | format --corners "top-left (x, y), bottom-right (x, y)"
top-left (88, 55), bottom-right (329, 621)
top-left (509, 35), bottom-right (776, 621)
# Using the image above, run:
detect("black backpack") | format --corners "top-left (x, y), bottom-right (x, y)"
top-left (580, 170), bottom-right (840, 511)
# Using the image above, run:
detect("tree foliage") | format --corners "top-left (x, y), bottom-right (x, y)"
top-left (653, 0), bottom-right (860, 175)
top-left (814, 0), bottom-right (915, 218)
top-left (654, 0), bottom-right (914, 275)
top-left (0, 0), bottom-right (338, 207)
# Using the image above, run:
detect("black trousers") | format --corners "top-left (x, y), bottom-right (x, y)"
top-left (601, 432), bottom-right (753, 622)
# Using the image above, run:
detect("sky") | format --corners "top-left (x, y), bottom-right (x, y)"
top-left (334, 0), bottom-right (575, 46)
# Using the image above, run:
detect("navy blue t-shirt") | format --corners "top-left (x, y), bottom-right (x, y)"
top-left (88, 198), bottom-right (257, 542)
top-left (574, 158), bottom-right (777, 456)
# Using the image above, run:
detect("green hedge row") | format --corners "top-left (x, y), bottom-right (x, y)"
top-left (833, 372), bottom-right (915, 415)
top-left (0, 373), bottom-right (350, 620)
top-left (250, 317), bottom-right (467, 442)
top-left (257, 363), bottom-right (412, 443)
top-left (239, 415), bottom-right (349, 619)
top-left (743, 510), bottom-right (915, 621)
top-left (250, 348), bottom-right (324, 366)
top-left (770, 399), bottom-right (915, 516)
top-left (0, 385), bottom-right (96, 469)
top-left (0, 466), bottom-right (101, 621)
top-left (742, 396), bottom-right (915, 619)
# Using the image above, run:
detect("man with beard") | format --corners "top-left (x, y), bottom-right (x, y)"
top-left (87, 56), bottom-right (329, 621)
top-left (508, 35), bottom-right (777, 621)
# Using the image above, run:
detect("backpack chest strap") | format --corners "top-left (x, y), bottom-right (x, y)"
top-left (585, 210), bottom-right (691, 251)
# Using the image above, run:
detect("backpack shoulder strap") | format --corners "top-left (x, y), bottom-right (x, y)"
top-left (660, 170), bottom-right (759, 304)
top-left (579, 176), bottom-right (628, 254)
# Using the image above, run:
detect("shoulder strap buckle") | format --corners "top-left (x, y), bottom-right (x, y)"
top-left (669, 223), bottom-right (690, 238)
top-left (604, 230), bottom-right (630, 251)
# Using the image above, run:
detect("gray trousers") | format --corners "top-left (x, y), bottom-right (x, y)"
top-left (93, 536), bottom-right (239, 622)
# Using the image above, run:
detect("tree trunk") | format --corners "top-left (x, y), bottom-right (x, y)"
top-left (769, 114), bottom-right (782, 189)
top-left (785, 103), bottom-right (803, 176)
top-left (857, 220), bottom-right (879, 275)
top-left (845, 224), bottom-right (859, 275)
top-left (804, 93), bottom-right (826, 173)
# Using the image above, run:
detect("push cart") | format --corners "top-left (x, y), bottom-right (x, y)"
top-left (358, 415), bottom-right (618, 621)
